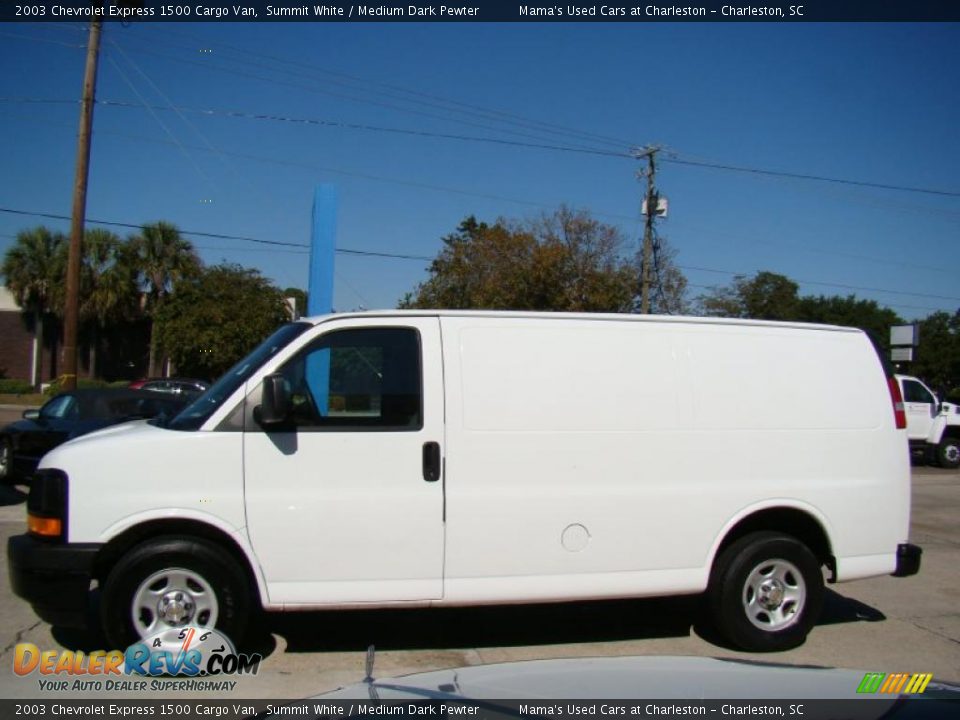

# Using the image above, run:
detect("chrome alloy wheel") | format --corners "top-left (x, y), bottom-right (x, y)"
top-left (131, 567), bottom-right (219, 637)
top-left (741, 558), bottom-right (805, 632)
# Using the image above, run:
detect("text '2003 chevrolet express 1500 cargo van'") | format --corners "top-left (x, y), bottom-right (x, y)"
top-left (8, 311), bottom-right (921, 652)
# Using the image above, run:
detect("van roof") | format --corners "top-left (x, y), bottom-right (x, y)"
top-left (297, 310), bottom-right (861, 334)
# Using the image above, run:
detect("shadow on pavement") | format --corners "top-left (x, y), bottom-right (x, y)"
top-left (0, 483), bottom-right (27, 506)
top-left (691, 588), bottom-right (886, 651)
top-left (51, 593), bottom-right (281, 658)
top-left (255, 596), bottom-right (699, 655)
top-left (46, 589), bottom-right (884, 660)
top-left (818, 589), bottom-right (886, 625)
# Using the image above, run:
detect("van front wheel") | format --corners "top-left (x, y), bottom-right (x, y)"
top-left (707, 531), bottom-right (824, 652)
top-left (100, 536), bottom-right (250, 650)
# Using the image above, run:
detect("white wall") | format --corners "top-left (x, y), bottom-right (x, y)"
top-left (0, 285), bottom-right (19, 312)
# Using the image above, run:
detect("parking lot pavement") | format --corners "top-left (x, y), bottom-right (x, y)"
top-left (0, 466), bottom-right (956, 700)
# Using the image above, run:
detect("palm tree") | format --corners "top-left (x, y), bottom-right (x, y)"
top-left (0, 227), bottom-right (67, 389)
top-left (131, 222), bottom-right (201, 376)
top-left (79, 229), bottom-right (140, 378)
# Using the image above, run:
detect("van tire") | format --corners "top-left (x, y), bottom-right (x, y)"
top-left (937, 437), bottom-right (960, 469)
top-left (100, 536), bottom-right (250, 650)
top-left (707, 531), bottom-right (824, 652)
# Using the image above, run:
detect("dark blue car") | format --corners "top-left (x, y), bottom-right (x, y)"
top-left (0, 389), bottom-right (187, 484)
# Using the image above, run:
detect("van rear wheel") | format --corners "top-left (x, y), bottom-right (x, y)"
top-left (707, 531), bottom-right (824, 652)
top-left (100, 536), bottom-right (250, 650)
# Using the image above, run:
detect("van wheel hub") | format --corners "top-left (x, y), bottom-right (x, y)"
top-left (132, 568), bottom-right (218, 636)
top-left (742, 558), bottom-right (805, 632)
top-left (757, 579), bottom-right (785, 609)
top-left (158, 592), bottom-right (194, 626)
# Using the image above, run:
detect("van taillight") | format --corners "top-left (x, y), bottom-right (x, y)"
top-left (888, 378), bottom-right (907, 430)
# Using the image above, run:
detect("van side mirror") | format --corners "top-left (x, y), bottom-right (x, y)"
top-left (258, 374), bottom-right (290, 426)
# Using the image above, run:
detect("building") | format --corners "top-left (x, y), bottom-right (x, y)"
top-left (0, 285), bottom-right (57, 386)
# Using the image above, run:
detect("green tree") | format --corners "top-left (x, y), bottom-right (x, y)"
top-left (911, 311), bottom-right (960, 395)
top-left (131, 221), bottom-right (202, 376)
top-left (698, 271), bottom-right (800, 320)
top-left (0, 227), bottom-right (67, 388)
top-left (78, 229), bottom-right (140, 378)
top-left (795, 294), bottom-right (903, 357)
top-left (401, 207), bottom-right (651, 312)
top-left (155, 264), bottom-right (289, 379)
top-left (645, 237), bottom-right (690, 315)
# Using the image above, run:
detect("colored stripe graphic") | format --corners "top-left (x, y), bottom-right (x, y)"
top-left (857, 673), bottom-right (885, 693)
top-left (858, 672), bottom-right (932, 694)
top-left (880, 673), bottom-right (900, 693)
top-left (905, 673), bottom-right (933, 694)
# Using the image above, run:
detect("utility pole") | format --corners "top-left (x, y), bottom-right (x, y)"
top-left (62, 15), bottom-right (104, 391)
top-left (634, 146), bottom-right (660, 314)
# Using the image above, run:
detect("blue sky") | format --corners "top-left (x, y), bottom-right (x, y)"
top-left (1, 21), bottom-right (958, 319)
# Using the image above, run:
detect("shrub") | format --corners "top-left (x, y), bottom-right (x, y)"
top-left (43, 377), bottom-right (112, 397)
top-left (0, 378), bottom-right (34, 394)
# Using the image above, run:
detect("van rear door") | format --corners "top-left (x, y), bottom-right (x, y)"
top-left (242, 316), bottom-right (445, 604)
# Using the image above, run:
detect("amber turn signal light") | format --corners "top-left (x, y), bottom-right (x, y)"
top-left (28, 514), bottom-right (62, 538)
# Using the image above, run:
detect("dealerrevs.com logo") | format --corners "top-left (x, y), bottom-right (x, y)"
top-left (14, 626), bottom-right (261, 692)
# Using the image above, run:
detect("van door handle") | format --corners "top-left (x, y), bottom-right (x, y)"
top-left (422, 441), bottom-right (441, 482)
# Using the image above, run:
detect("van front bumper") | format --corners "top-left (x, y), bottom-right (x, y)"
top-left (892, 543), bottom-right (922, 577)
top-left (7, 534), bottom-right (100, 628)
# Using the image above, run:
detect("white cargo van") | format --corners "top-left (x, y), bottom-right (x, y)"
top-left (8, 312), bottom-right (920, 652)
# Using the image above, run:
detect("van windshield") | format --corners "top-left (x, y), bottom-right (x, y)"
top-left (163, 322), bottom-right (312, 431)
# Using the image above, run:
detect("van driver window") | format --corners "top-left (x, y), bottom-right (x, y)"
top-left (278, 327), bottom-right (422, 431)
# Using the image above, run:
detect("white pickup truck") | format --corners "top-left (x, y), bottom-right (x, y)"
top-left (894, 374), bottom-right (960, 469)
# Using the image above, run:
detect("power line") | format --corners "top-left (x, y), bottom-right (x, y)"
top-left (677, 264), bottom-right (960, 302)
top-left (0, 96), bottom-right (631, 160)
top-left (8, 104), bottom-right (957, 288)
top-left (5, 93), bottom-right (955, 200)
top-left (0, 106), bottom-right (642, 223)
top-left (664, 155), bottom-right (960, 199)
top-left (113, 28), bottom-right (634, 153)
top-left (155, 26), bottom-right (636, 149)
top-left (683, 282), bottom-right (947, 315)
top-left (99, 98), bottom-right (633, 159)
top-left (2, 107), bottom-right (955, 287)
top-left (105, 38), bottom-right (623, 156)
top-left (0, 206), bottom-right (432, 260)
top-left (3, 206), bottom-right (955, 307)
top-left (670, 218), bottom-right (956, 276)
top-left (105, 54), bottom-right (217, 191)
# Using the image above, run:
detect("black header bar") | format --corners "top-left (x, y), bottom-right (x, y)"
top-left (2, 698), bottom-right (960, 720)
top-left (4, 1), bottom-right (960, 23)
